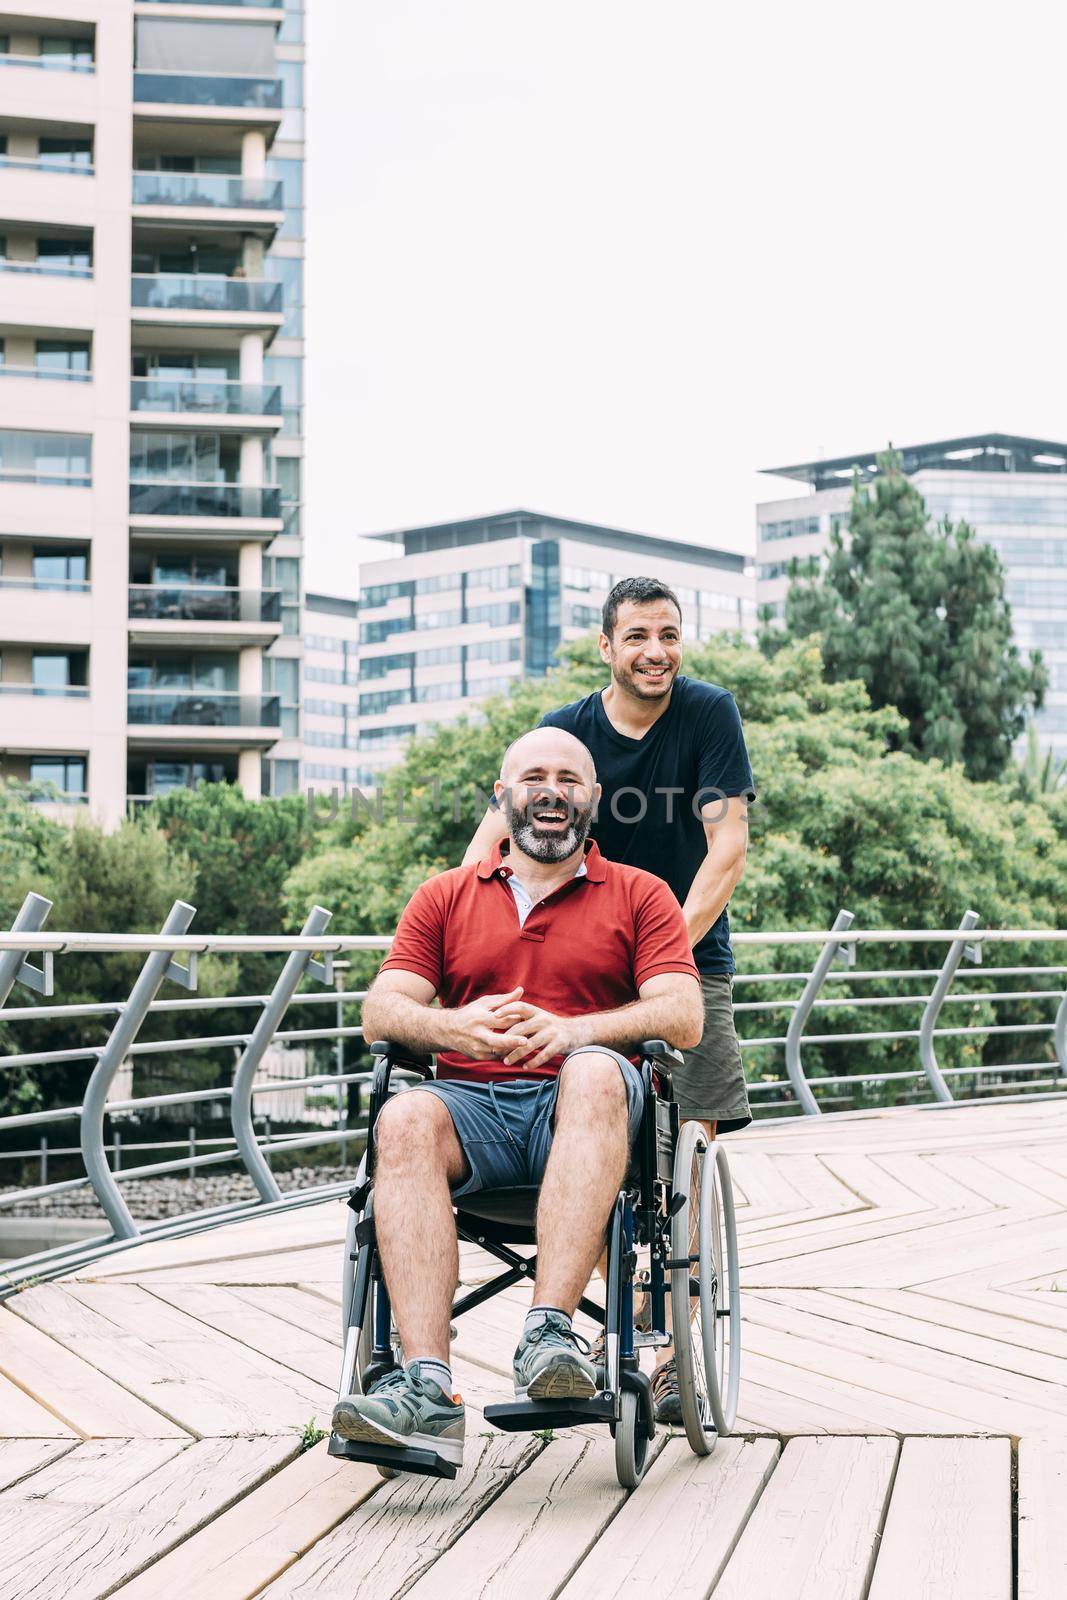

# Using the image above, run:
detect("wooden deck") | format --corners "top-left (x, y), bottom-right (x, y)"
top-left (3, 1097), bottom-right (1067, 1599)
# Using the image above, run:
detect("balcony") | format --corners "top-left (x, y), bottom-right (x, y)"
top-left (0, 154), bottom-right (93, 177)
top-left (0, 364), bottom-right (91, 384)
top-left (131, 172), bottom-right (283, 210)
top-left (0, 577), bottom-right (89, 595)
top-left (0, 259), bottom-right (92, 280)
top-left (133, 73), bottom-right (281, 110)
top-left (127, 585), bottom-right (282, 650)
top-left (127, 691), bottom-right (280, 730)
top-left (131, 274), bottom-right (282, 314)
top-left (0, 52), bottom-right (94, 74)
top-left (0, 683), bottom-right (89, 699)
top-left (130, 378), bottom-right (281, 421)
top-left (128, 482), bottom-right (281, 520)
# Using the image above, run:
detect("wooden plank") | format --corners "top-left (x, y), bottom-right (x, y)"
top-left (713, 1437), bottom-right (897, 1600)
top-left (257, 1426), bottom-right (542, 1598)
top-left (0, 1439), bottom-right (186, 1573)
top-left (110, 1443), bottom-right (381, 1600)
top-left (1018, 1437), bottom-right (1067, 1600)
top-left (10, 1283), bottom-right (331, 1437)
top-left (1, 1436), bottom-right (297, 1600)
top-left (81, 1205), bottom-right (346, 1280)
top-left (145, 1283), bottom-right (341, 1389)
top-left (404, 1433), bottom-right (665, 1600)
top-left (0, 1439), bottom-right (75, 1493)
top-left (0, 1308), bottom-right (188, 1439)
top-left (741, 1296), bottom-right (1066, 1433)
top-left (868, 1437), bottom-right (1011, 1600)
top-left (557, 1437), bottom-right (778, 1599)
top-left (0, 1368), bottom-right (76, 1439)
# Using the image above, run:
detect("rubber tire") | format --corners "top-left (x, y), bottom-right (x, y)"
top-left (670, 1120), bottom-right (714, 1456)
top-left (700, 1143), bottom-right (741, 1436)
top-left (614, 1387), bottom-right (648, 1489)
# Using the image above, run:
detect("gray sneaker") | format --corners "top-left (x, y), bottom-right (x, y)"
top-left (513, 1314), bottom-right (597, 1400)
top-left (332, 1363), bottom-right (465, 1466)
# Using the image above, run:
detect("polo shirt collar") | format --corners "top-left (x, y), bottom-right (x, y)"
top-left (477, 837), bottom-right (607, 882)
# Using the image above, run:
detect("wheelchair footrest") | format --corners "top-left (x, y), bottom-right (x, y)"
top-left (483, 1394), bottom-right (616, 1433)
top-left (327, 1431), bottom-right (459, 1479)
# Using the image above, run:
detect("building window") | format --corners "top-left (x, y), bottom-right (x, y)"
top-left (360, 687), bottom-right (412, 715)
top-left (0, 430), bottom-right (91, 486)
top-left (30, 756), bottom-right (86, 796)
top-left (361, 580), bottom-right (414, 607)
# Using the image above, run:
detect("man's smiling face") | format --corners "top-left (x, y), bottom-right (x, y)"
top-left (495, 728), bottom-right (600, 864)
top-left (600, 598), bottom-right (682, 702)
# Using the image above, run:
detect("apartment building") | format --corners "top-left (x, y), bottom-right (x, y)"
top-left (302, 589), bottom-right (366, 795)
top-left (0, 0), bottom-right (305, 826)
top-left (756, 433), bottom-right (1067, 756)
top-left (326, 509), bottom-right (755, 789)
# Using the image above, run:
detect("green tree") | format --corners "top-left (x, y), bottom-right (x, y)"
top-left (768, 449), bottom-right (1047, 781)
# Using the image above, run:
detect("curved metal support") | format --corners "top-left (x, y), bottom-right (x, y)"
top-left (784, 909), bottom-right (855, 1115)
top-left (1055, 987), bottom-right (1067, 1080)
top-left (231, 905), bottom-right (333, 1203)
top-left (919, 909), bottom-right (981, 1103)
top-left (0, 893), bottom-right (54, 1007)
top-left (80, 900), bottom-right (197, 1240)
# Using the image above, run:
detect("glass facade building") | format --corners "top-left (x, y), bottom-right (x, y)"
top-left (756, 434), bottom-right (1067, 755)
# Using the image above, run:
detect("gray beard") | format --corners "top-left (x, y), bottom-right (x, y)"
top-left (506, 801), bottom-right (594, 863)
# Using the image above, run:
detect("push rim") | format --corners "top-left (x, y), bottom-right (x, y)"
top-left (699, 1143), bottom-right (741, 1434)
top-left (669, 1120), bottom-right (713, 1455)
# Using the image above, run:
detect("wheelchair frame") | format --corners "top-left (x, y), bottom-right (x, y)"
top-left (329, 1039), bottom-right (741, 1488)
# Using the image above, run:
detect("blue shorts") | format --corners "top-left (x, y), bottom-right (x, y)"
top-left (398, 1049), bottom-right (645, 1200)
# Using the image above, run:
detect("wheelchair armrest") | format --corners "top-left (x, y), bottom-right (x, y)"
top-left (369, 1040), bottom-right (435, 1080)
top-left (641, 1038), bottom-right (684, 1072)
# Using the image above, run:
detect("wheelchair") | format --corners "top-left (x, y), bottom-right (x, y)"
top-left (329, 1039), bottom-right (742, 1489)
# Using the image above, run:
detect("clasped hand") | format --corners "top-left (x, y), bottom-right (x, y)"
top-left (447, 986), bottom-right (585, 1069)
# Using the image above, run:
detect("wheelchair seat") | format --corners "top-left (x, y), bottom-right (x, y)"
top-left (454, 1186), bottom-right (540, 1245)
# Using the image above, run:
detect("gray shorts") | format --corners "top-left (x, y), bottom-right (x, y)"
top-left (671, 974), bottom-right (751, 1133)
top-left (402, 1048), bottom-right (645, 1200)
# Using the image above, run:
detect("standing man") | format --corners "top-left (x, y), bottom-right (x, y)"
top-left (464, 575), bottom-right (754, 1418)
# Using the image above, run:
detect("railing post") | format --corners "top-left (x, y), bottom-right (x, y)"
top-left (0, 893), bottom-right (54, 1007)
top-left (1055, 986), bottom-right (1067, 1081)
top-left (230, 905), bottom-right (333, 1203)
top-left (80, 900), bottom-right (197, 1240)
top-left (784, 909), bottom-right (855, 1116)
top-left (39, 1137), bottom-right (47, 1187)
top-left (918, 909), bottom-right (981, 1103)
top-left (188, 1125), bottom-right (196, 1180)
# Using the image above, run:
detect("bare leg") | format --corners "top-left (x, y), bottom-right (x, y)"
top-left (373, 1091), bottom-right (467, 1366)
top-left (533, 1052), bottom-right (630, 1313)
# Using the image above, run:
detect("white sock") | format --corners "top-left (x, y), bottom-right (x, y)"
top-left (524, 1305), bottom-right (571, 1335)
top-left (408, 1358), bottom-right (453, 1395)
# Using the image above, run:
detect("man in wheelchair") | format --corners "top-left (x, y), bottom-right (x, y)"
top-left (332, 726), bottom-right (704, 1471)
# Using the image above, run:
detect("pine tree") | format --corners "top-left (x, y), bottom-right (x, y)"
top-left (768, 449), bottom-right (1047, 781)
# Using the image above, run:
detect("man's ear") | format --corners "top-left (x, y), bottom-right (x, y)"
top-left (597, 631), bottom-right (611, 665)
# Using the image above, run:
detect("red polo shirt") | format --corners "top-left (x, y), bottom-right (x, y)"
top-left (378, 839), bottom-right (699, 1084)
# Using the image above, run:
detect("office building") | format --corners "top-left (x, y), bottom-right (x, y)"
top-left (340, 509), bottom-right (755, 786)
top-left (756, 433), bottom-right (1067, 756)
top-left (302, 589), bottom-right (364, 795)
top-left (0, 0), bottom-right (305, 826)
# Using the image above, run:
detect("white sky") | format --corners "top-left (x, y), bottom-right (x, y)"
top-left (305, 0), bottom-right (1067, 592)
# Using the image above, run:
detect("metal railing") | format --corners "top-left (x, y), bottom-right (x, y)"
top-left (1, 902), bottom-right (1065, 1294)
top-left (0, 155), bottom-right (93, 176)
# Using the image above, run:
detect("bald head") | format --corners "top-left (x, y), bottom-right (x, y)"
top-left (499, 726), bottom-right (597, 790)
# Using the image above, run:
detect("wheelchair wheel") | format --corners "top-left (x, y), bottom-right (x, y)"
top-left (700, 1143), bottom-right (741, 1435)
top-left (669, 1121), bottom-right (714, 1456)
top-left (614, 1388), bottom-right (648, 1489)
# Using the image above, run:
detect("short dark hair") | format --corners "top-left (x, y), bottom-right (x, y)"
top-left (602, 576), bottom-right (682, 638)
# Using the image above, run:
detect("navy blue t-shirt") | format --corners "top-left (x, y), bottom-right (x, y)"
top-left (538, 677), bottom-right (755, 974)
